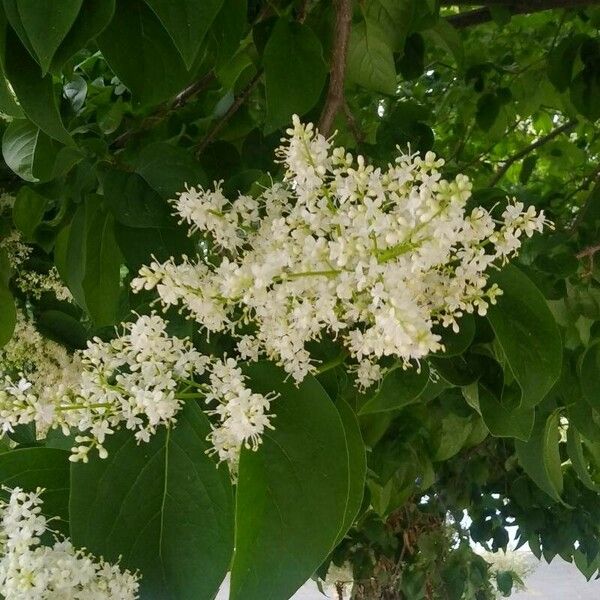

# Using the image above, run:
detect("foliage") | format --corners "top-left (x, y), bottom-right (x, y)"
top-left (0, 1), bottom-right (600, 599)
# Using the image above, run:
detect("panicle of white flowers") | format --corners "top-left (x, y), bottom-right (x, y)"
top-left (204, 357), bottom-right (276, 474)
top-left (0, 487), bottom-right (139, 599)
top-left (70, 313), bottom-right (209, 462)
top-left (65, 314), bottom-right (273, 472)
top-left (133, 116), bottom-right (550, 388)
top-left (0, 311), bottom-right (82, 438)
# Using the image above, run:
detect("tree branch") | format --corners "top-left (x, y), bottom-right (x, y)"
top-left (488, 120), bottom-right (577, 187)
top-left (195, 71), bottom-right (263, 158)
top-left (112, 73), bottom-right (215, 148)
top-left (318, 0), bottom-right (352, 137)
top-left (446, 0), bottom-right (600, 28)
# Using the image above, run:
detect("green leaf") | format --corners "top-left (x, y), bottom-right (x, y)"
top-left (515, 411), bottom-right (564, 502)
top-left (478, 386), bottom-right (535, 440)
top-left (434, 314), bottom-right (475, 357)
top-left (81, 206), bottom-right (123, 326)
top-left (476, 93), bottom-right (500, 131)
top-left (548, 34), bottom-right (587, 92)
top-left (359, 363), bottom-right (429, 414)
top-left (144, 0), bottom-right (224, 68)
top-left (134, 142), bottom-right (207, 199)
top-left (51, 0), bottom-right (116, 70)
top-left (102, 170), bottom-right (172, 228)
top-left (496, 570), bottom-right (513, 596)
top-left (364, 0), bottom-right (413, 52)
top-left (566, 426), bottom-right (600, 492)
top-left (336, 399), bottom-right (367, 542)
top-left (70, 402), bottom-right (234, 600)
top-left (4, 30), bottom-right (72, 145)
top-left (2, 119), bottom-right (39, 182)
top-left (581, 341), bottom-right (600, 412)
top-left (12, 186), bottom-right (48, 239)
top-left (0, 447), bottom-right (70, 535)
top-left (263, 19), bottom-right (327, 132)
top-left (487, 265), bottom-right (562, 409)
top-left (347, 19), bottom-right (396, 94)
top-left (426, 19), bottom-right (464, 68)
top-left (0, 284), bottom-right (16, 347)
top-left (97, 0), bottom-right (191, 107)
top-left (14, 0), bottom-right (83, 74)
top-left (231, 362), bottom-right (350, 600)
top-left (37, 309), bottom-right (88, 350)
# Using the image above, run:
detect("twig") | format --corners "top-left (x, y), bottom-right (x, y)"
top-left (576, 243), bottom-right (600, 260)
top-left (195, 71), bottom-right (263, 158)
top-left (488, 120), bottom-right (577, 187)
top-left (343, 101), bottom-right (364, 144)
top-left (112, 73), bottom-right (215, 148)
top-left (446, 0), bottom-right (600, 28)
top-left (318, 0), bottom-right (352, 137)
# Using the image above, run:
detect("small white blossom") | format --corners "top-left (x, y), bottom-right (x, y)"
top-left (0, 487), bottom-right (140, 599)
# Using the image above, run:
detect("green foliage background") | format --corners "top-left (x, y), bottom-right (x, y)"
top-left (1, 1), bottom-right (600, 598)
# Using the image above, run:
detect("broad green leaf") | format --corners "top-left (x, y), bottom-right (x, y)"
top-left (580, 341), bottom-right (600, 412)
top-left (144, 0), bottom-right (224, 68)
top-left (231, 362), bottom-right (350, 600)
top-left (347, 19), bottom-right (396, 95)
top-left (102, 170), bottom-right (172, 228)
top-left (426, 20), bottom-right (464, 68)
top-left (4, 30), bottom-right (72, 145)
top-left (0, 447), bottom-right (70, 535)
top-left (97, 0), bottom-right (191, 107)
top-left (566, 426), bottom-right (600, 492)
top-left (37, 309), bottom-right (88, 350)
top-left (515, 411), bottom-right (564, 502)
top-left (0, 284), bottom-right (16, 347)
top-left (548, 34), bottom-right (587, 92)
top-left (478, 386), bottom-right (534, 440)
top-left (70, 402), bottom-right (234, 600)
top-left (364, 0), bottom-right (413, 52)
top-left (12, 186), bottom-right (48, 239)
top-left (0, 72), bottom-right (22, 118)
top-left (487, 265), bottom-right (562, 409)
top-left (114, 223), bottom-right (195, 273)
top-left (51, 0), bottom-right (116, 70)
top-left (54, 200), bottom-right (95, 310)
top-left (476, 93), bottom-right (500, 131)
top-left (263, 19), bottom-right (327, 132)
top-left (336, 399), bottom-right (367, 542)
top-left (14, 0), bottom-right (83, 74)
top-left (434, 314), bottom-right (475, 357)
top-left (359, 363), bottom-right (429, 414)
top-left (81, 207), bottom-right (123, 326)
top-left (2, 119), bottom-right (40, 182)
top-left (570, 70), bottom-right (600, 121)
top-left (134, 142), bottom-right (207, 199)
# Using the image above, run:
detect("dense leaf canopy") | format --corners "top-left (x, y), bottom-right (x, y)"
top-left (1, 1), bottom-right (600, 599)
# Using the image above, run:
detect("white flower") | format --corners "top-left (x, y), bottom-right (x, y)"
top-left (0, 487), bottom-right (140, 599)
top-left (133, 117), bottom-right (550, 388)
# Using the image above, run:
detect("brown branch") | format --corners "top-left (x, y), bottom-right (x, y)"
top-left (488, 120), bottom-right (577, 187)
top-left (195, 71), bottom-right (263, 158)
top-left (112, 73), bottom-right (215, 148)
top-left (446, 0), bottom-right (600, 28)
top-left (318, 0), bottom-right (352, 137)
top-left (576, 243), bottom-right (600, 259)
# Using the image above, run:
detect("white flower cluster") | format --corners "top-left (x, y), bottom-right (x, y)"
top-left (0, 487), bottom-right (139, 599)
top-left (0, 312), bottom-right (273, 471)
top-left (133, 116), bottom-right (549, 387)
top-left (0, 311), bottom-right (82, 438)
top-left (0, 194), bottom-right (71, 302)
top-left (70, 313), bottom-right (210, 462)
top-left (72, 314), bottom-right (273, 471)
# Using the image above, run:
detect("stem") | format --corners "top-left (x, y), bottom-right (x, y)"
top-left (488, 120), bottom-right (577, 187)
top-left (175, 392), bottom-right (204, 400)
top-left (318, 0), bottom-right (353, 136)
top-left (58, 403), bottom-right (112, 411)
top-left (195, 71), bottom-right (263, 157)
top-left (285, 269), bottom-right (342, 280)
